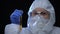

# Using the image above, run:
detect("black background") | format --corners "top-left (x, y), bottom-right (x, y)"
top-left (0, 0), bottom-right (60, 34)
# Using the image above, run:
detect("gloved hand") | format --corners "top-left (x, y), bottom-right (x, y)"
top-left (10, 9), bottom-right (23, 25)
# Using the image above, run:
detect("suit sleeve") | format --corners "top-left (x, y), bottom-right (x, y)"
top-left (4, 24), bottom-right (20, 34)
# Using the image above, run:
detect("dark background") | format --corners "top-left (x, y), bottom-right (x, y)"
top-left (0, 0), bottom-right (60, 34)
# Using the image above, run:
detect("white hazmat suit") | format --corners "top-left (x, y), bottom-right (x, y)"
top-left (5, 0), bottom-right (60, 34)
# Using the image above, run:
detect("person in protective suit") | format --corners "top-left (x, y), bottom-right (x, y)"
top-left (5, 0), bottom-right (60, 34)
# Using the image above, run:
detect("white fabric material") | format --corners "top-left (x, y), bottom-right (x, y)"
top-left (27, 0), bottom-right (55, 33)
top-left (5, 24), bottom-right (32, 34)
top-left (51, 27), bottom-right (60, 34)
top-left (28, 0), bottom-right (55, 15)
top-left (5, 24), bottom-right (60, 34)
top-left (5, 24), bottom-right (20, 34)
top-left (27, 15), bottom-right (49, 33)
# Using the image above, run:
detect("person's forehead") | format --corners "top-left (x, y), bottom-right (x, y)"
top-left (32, 8), bottom-right (47, 12)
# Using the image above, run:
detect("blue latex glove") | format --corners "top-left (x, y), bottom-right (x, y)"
top-left (10, 9), bottom-right (23, 24)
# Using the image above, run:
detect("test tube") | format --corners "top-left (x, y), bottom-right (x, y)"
top-left (20, 16), bottom-right (22, 32)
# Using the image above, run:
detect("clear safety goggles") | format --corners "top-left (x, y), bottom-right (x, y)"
top-left (29, 11), bottom-right (50, 17)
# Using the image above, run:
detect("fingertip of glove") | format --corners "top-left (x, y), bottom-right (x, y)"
top-left (14, 9), bottom-right (23, 15)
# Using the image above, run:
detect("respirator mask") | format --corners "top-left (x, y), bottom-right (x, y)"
top-left (27, 12), bottom-right (49, 33)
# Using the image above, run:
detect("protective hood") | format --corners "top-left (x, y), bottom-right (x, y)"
top-left (28, 0), bottom-right (55, 33)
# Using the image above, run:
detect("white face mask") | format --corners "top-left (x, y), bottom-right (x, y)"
top-left (27, 15), bottom-right (49, 33)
